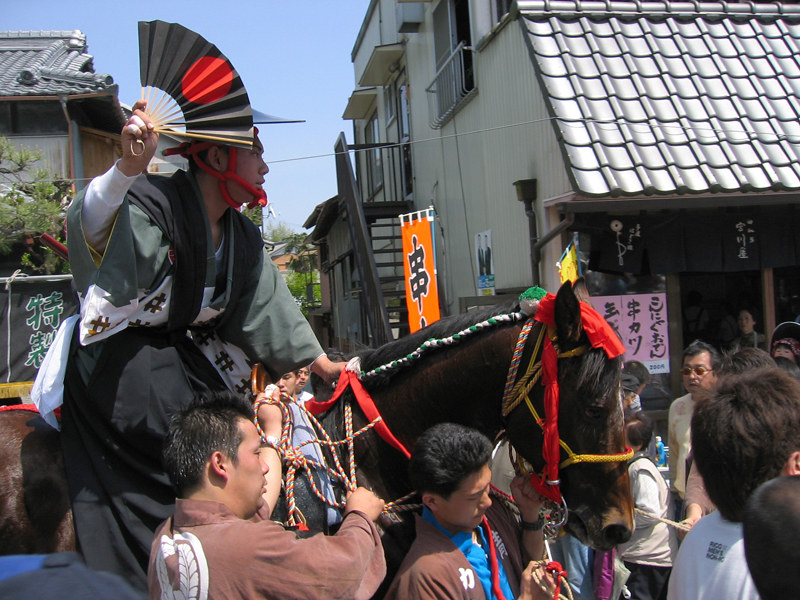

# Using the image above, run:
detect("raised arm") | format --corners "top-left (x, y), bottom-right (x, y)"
top-left (81, 101), bottom-right (159, 252)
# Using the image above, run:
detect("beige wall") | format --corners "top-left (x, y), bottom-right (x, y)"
top-left (348, 1), bottom-right (577, 315)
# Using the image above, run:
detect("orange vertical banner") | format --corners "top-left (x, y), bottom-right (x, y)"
top-left (400, 207), bottom-right (440, 333)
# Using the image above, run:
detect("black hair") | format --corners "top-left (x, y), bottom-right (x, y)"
top-left (409, 422), bottom-right (493, 499)
top-left (624, 410), bottom-right (654, 450)
top-left (719, 347), bottom-right (775, 376)
top-left (743, 476), bottom-right (800, 599)
top-left (623, 360), bottom-right (650, 387)
top-left (774, 356), bottom-right (800, 381)
top-left (162, 390), bottom-right (254, 497)
top-left (692, 368), bottom-right (800, 522)
top-left (683, 339), bottom-right (722, 371)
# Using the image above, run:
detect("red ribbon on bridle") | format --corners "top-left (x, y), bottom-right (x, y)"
top-left (528, 293), bottom-right (626, 503)
top-left (305, 367), bottom-right (411, 459)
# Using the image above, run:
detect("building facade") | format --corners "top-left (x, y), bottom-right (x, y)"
top-left (306, 0), bottom-right (800, 418)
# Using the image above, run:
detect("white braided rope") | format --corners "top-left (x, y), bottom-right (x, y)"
top-left (360, 311), bottom-right (526, 380)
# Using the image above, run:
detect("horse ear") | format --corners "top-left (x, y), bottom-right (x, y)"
top-left (555, 280), bottom-right (583, 348)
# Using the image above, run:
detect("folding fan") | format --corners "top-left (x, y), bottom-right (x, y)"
top-left (138, 20), bottom-right (260, 148)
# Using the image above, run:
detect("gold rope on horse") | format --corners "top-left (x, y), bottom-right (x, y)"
top-left (502, 323), bottom-right (634, 471)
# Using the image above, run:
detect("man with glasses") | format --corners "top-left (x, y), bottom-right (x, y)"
top-left (668, 340), bottom-right (720, 521)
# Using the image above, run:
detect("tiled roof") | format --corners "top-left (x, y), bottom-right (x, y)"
top-left (518, 1), bottom-right (800, 197)
top-left (0, 30), bottom-right (116, 97)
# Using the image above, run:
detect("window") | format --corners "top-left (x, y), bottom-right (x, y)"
top-left (428, 0), bottom-right (475, 127)
top-left (398, 83), bottom-right (413, 199)
top-left (492, 0), bottom-right (512, 25)
top-left (365, 112), bottom-right (383, 196)
top-left (0, 101), bottom-right (68, 135)
top-left (384, 82), bottom-right (396, 127)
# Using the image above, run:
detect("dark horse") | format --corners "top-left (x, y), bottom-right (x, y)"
top-left (307, 281), bottom-right (633, 549)
top-left (0, 282), bottom-right (632, 584)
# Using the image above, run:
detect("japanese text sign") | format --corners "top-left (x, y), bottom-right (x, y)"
top-left (1, 275), bottom-right (78, 384)
top-left (400, 208), bottom-right (440, 333)
top-left (589, 292), bottom-right (670, 373)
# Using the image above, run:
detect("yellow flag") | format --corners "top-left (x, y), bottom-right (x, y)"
top-left (559, 244), bottom-right (579, 284)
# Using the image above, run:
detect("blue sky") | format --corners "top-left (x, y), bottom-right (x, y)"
top-left (6, 1), bottom-right (372, 231)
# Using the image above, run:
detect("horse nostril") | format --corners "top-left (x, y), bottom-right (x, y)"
top-left (602, 523), bottom-right (631, 546)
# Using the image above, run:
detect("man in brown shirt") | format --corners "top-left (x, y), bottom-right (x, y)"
top-left (148, 390), bottom-right (386, 600)
top-left (385, 423), bottom-right (549, 599)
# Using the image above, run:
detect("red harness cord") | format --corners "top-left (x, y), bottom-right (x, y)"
top-left (529, 293), bottom-right (626, 503)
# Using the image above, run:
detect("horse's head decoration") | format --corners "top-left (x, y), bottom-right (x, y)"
top-left (503, 281), bottom-right (633, 550)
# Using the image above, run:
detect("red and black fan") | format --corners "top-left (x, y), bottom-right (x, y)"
top-left (138, 20), bottom-right (300, 148)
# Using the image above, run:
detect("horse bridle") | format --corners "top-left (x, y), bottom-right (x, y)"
top-left (501, 316), bottom-right (633, 505)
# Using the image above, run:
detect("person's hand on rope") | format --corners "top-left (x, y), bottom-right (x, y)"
top-left (311, 355), bottom-right (347, 384)
top-left (512, 475), bottom-right (547, 525)
top-left (519, 561), bottom-right (557, 600)
top-left (677, 502), bottom-right (703, 539)
top-left (119, 100), bottom-right (159, 177)
top-left (345, 487), bottom-right (384, 522)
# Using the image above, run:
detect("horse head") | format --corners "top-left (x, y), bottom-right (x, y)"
top-left (504, 281), bottom-right (634, 551)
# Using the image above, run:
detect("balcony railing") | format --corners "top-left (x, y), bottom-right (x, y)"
top-left (426, 41), bottom-right (476, 129)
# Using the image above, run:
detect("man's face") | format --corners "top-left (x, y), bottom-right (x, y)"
top-left (426, 464), bottom-right (493, 535)
top-left (682, 350), bottom-right (717, 401)
top-left (295, 368), bottom-right (310, 393)
top-left (277, 372), bottom-right (297, 396)
top-left (225, 135), bottom-right (269, 205)
top-left (227, 419), bottom-right (269, 519)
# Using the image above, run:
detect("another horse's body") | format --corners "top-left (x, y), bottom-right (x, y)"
top-left (0, 407), bottom-right (74, 554)
top-left (0, 282), bottom-right (633, 587)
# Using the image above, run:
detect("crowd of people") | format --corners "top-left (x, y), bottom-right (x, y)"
top-left (5, 95), bottom-right (800, 599)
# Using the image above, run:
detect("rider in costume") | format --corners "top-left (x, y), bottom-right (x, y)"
top-left (58, 100), bottom-right (343, 591)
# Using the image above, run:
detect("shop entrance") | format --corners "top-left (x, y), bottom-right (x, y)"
top-left (679, 271), bottom-right (763, 354)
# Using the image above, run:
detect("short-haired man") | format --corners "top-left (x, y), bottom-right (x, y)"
top-left (667, 368), bottom-right (800, 600)
top-left (667, 340), bottom-right (720, 517)
top-left (743, 476), bottom-right (800, 600)
top-left (385, 423), bottom-right (547, 599)
top-left (148, 391), bottom-right (386, 600)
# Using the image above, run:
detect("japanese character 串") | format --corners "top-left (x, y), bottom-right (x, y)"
top-left (406, 234), bottom-right (430, 312)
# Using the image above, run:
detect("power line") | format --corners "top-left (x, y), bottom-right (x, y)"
top-left (5, 114), bottom-right (800, 186)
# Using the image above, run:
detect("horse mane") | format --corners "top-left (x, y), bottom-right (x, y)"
top-left (357, 300), bottom-right (520, 385)
top-left (571, 346), bottom-right (623, 403)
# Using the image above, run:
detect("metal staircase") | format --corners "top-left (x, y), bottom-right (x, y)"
top-left (334, 134), bottom-right (412, 347)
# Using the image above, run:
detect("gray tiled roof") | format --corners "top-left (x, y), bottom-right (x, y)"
top-left (518, 1), bottom-right (800, 197)
top-left (0, 30), bottom-right (116, 97)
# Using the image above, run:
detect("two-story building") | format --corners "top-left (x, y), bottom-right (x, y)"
top-left (306, 0), bottom-right (800, 417)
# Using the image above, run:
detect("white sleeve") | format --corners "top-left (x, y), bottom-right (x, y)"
top-left (81, 160), bottom-right (140, 251)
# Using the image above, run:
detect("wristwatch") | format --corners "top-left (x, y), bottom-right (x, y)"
top-left (520, 516), bottom-right (545, 531)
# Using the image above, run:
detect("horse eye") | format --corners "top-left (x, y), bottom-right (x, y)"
top-left (585, 406), bottom-right (605, 420)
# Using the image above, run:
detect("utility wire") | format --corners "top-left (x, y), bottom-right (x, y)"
top-left (4, 114), bottom-right (800, 186)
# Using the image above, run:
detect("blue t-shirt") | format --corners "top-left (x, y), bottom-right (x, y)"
top-left (422, 506), bottom-right (515, 599)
